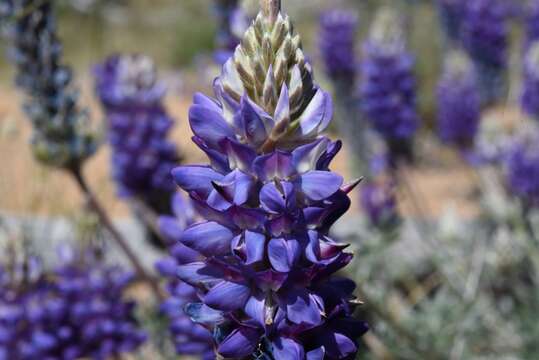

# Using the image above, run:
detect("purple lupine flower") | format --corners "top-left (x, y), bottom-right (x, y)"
top-left (525, 0), bottom-right (539, 48)
top-left (168, 3), bottom-right (368, 359)
top-left (0, 247), bottom-right (146, 359)
top-left (461, 0), bottom-right (509, 104)
top-left (505, 129), bottom-right (539, 208)
top-left (360, 180), bottom-right (398, 228)
top-left (319, 10), bottom-right (358, 84)
top-left (436, 0), bottom-right (466, 44)
top-left (437, 51), bottom-right (481, 149)
top-left (521, 42), bottom-right (539, 121)
top-left (4, 0), bottom-right (96, 168)
top-left (155, 193), bottom-right (214, 359)
top-left (94, 54), bottom-right (180, 200)
top-left (360, 8), bottom-right (419, 165)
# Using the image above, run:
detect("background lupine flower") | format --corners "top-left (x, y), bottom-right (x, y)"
top-left (525, 0), bottom-right (539, 48)
top-left (436, 51), bottom-right (481, 150)
top-left (0, 247), bottom-right (146, 359)
top-left (360, 7), bottom-right (419, 166)
top-left (169, 2), bottom-right (368, 358)
top-left (360, 180), bottom-right (399, 229)
top-left (318, 10), bottom-right (358, 84)
top-left (155, 193), bottom-right (214, 359)
top-left (213, 0), bottom-right (249, 64)
top-left (94, 54), bottom-right (180, 222)
top-left (4, 0), bottom-right (96, 169)
top-left (435, 0), bottom-right (466, 45)
top-left (461, 0), bottom-right (508, 105)
top-left (521, 42), bottom-right (539, 121)
top-left (505, 129), bottom-right (539, 208)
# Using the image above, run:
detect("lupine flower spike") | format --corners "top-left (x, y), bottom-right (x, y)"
top-left (0, 246), bottom-right (146, 359)
top-left (437, 50), bottom-right (481, 151)
top-left (360, 180), bottom-right (399, 230)
top-left (4, 0), bottom-right (96, 169)
top-left (319, 10), bottom-right (369, 177)
top-left (170, 0), bottom-right (368, 358)
top-left (521, 42), bottom-right (539, 122)
top-left (360, 7), bottom-right (419, 166)
top-left (525, 0), bottom-right (539, 49)
top-left (435, 0), bottom-right (466, 46)
top-left (462, 0), bottom-right (508, 105)
top-left (94, 54), bottom-right (181, 246)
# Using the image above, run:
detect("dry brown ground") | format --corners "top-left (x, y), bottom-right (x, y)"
top-left (0, 79), bottom-right (483, 220)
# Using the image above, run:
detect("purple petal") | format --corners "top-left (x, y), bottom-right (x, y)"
top-left (306, 347), bottom-right (326, 360)
top-left (154, 257), bottom-right (176, 277)
top-left (283, 289), bottom-right (324, 326)
top-left (268, 238), bottom-right (301, 273)
top-left (158, 216), bottom-right (183, 243)
top-left (254, 151), bottom-right (295, 181)
top-left (245, 294), bottom-right (266, 327)
top-left (317, 140), bottom-right (342, 170)
top-left (170, 243), bottom-right (203, 264)
top-left (176, 262), bottom-right (224, 287)
top-left (260, 181), bottom-right (295, 214)
top-left (193, 92), bottom-right (221, 113)
top-left (184, 303), bottom-right (225, 325)
top-left (192, 136), bottom-right (230, 173)
top-left (292, 137), bottom-right (330, 174)
top-left (222, 139), bottom-right (256, 172)
top-left (274, 84), bottom-right (291, 132)
top-left (181, 222), bottom-right (234, 256)
top-left (204, 281), bottom-right (250, 311)
top-left (298, 171), bottom-right (343, 201)
top-left (217, 327), bottom-right (260, 358)
top-left (172, 165), bottom-right (224, 198)
top-left (272, 337), bottom-right (305, 360)
top-left (237, 95), bottom-right (271, 147)
top-left (254, 270), bottom-right (288, 292)
top-left (189, 104), bottom-right (235, 149)
top-left (297, 88), bottom-right (333, 136)
top-left (323, 333), bottom-right (357, 358)
top-left (245, 231), bottom-right (266, 265)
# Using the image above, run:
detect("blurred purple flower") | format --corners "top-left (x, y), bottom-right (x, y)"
top-left (521, 43), bottom-right (539, 121)
top-left (436, 0), bottom-right (466, 44)
top-left (505, 130), bottom-right (539, 207)
top-left (318, 10), bottom-right (358, 83)
top-left (525, 0), bottom-right (539, 48)
top-left (213, 0), bottom-right (249, 65)
top-left (360, 9), bottom-right (419, 165)
top-left (437, 51), bottom-right (481, 149)
top-left (360, 180), bottom-right (399, 228)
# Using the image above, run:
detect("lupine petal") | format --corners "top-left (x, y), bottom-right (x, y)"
top-left (296, 88), bottom-right (333, 136)
top-left (245, 294), bottom-right (266, 327)
top-left (181, 222), bottom-right (234, 256)
top-left (298, 171), bottom-right (343, 201)
top-left (217, 327), bottom-right (260, 358)
top-left (204, 281), bottom-right (251, 311)
top-left (176, 262), bottom-right (224, 287)
top-left (193, 92), bottom-right (221, 112)
top-left (271, 337), bottom-right (305, 360)
top-left (292, 137), bottom-right (329, 174)
top-left (245, 231), bottom-right (266, 265)
top-left (283, 289), bottom-right (324, 326)
top-left (189, 104), bottom-right (235, 149)
top-left (184, 303), bottom-right (225, 325)
top-left (222, 138), bottom-right (256, 172)
top-left (254, 151), bottom-right (295, 181)
top-left (306, 347), bottom-right (326, 360)
top-left (172, 165), bottom-right (224, 198)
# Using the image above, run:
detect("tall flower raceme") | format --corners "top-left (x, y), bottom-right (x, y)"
top-left (504, 128), bottom-right (539, 209)
top-left (155, 194), bottom-right (214, 359)
top-left (0, 246), bottom-right (146, 359)
top-left (521, 42), bottom-right (539, 122)
top-left (4, 0), bottom-right (97, 169)
top-left (525, 0), bottom-right (539, 49)
top-left (461, 0), bottom-right (509, 105)
top-left (318, 9), bottom-right (369, 177)
top-left (436, 51), bottom-right (481, 151)
top-left (169, 1), bottom-right (368, 358)
top-left (94, 54), bottom-right (180, 244)
top-left (213, 0), bottom-right (250, 65)
top-left (360, 8), bottom-right (419, 166)
top-left (435, 0), bottom-right (466, 45)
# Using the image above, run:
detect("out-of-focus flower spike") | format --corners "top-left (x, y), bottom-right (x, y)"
top-left (521, 42), bottom-right (539, 121)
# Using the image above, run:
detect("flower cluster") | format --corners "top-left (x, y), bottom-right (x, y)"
top-left (4, 0), bottom-right (96, 168)
top-left (436, 0), bottom-right (466, 44)
top-left (505, 129), bottom-right (539, 208)
top-left (0, 248), bottom-right (146, 359)
top-left (213, 0), bottom-right (249, 64)
top-left (525, 0), bottom-right (539, 48)
top-left (360, 180), bottom-right (398, 229)
top-left (521, 42), bottom-right (539, 121)
top-left (94, 54), bottom-right (180, 204)
top-left (318, 10), bottom-right (358, 85)
top-left (436, 51), bottom-right (481, 149)
top-left (169, 5), bottom-right (367, 359)
top-left (156, 194), bottom-right (215, 359)
top-left (461, 0), bottom-right (508, 104)
top-left (360, 8), bottom-right (419, 164)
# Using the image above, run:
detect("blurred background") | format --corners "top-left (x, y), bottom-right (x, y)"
top-left (1, 0), bottom-right (539, 359)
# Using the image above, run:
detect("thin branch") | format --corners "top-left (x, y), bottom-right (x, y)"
top-left (70, 168), bottom-right (163, 302)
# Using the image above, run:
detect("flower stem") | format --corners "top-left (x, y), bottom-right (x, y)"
top-left (70, 167), bottom-right (163, 302)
